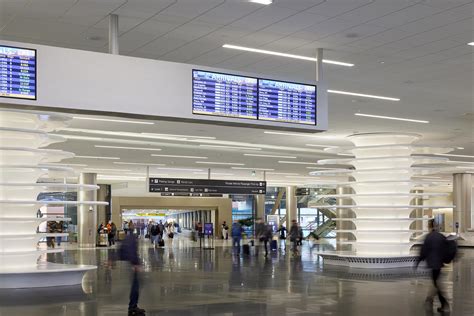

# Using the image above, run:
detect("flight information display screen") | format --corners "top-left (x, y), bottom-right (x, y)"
top-left (258, 79), bottom-right (316, 125)
top-left (192, 70), bottom-right (258, 119)
top-left (0, 45), bottom-right (36, 100)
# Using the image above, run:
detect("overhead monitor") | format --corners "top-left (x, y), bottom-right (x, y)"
top-left (0, 45), bottom-right (36, 100)
top-left (258, 79), bottom-right (316, 125)
top-left (192, 70), bottom-right (258, 120)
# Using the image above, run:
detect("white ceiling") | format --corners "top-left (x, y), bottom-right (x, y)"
top-left (0, 0), bottom-right (473, 187)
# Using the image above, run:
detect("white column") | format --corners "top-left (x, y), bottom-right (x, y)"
top-left (78, 173), bottom-right (97, 248)
top-left (108, 14), bottom-right (119, 55)
top-left (453, 173), bottom-right (473, 233)
top-left (286, 186), bottom-right (297, 228)
top-left (336, 186), bottom-right (353, 251)
top-left (256, 194), bottom-right (265, 220)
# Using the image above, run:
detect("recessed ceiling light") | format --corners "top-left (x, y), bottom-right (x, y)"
top-left (306, 166), bottom-right (340, 169)
top-left (249, 0), bottom-right (272, 4)
top-left (354, 113), bottom-right (429, 123)
top-left (114, 162), bottom-right (166, 166)
top-left (435, 153), bottom-right (474, 159)
top-left (328, 90), bottom-right (400, 101)
top-left (456, 147), bottom-right (464, 150)
top-left (95, 145), bottom-right (162, 151)
top-left (74, 155), bottom-right (120, 160)
top-left (48, 163), bottom-right (88, 167)
top-left (200, 144), bottom-right (262, 151)
top-left (243, 153), bottom-right (297, 159)
top-left (222, 44), bottom-right (354, 67)
top-left (306, 144), bottom-right (336, 148)
top-left (468, 42), bottom-right (474, 46)
top-left (141, 133), bottom-right (215, 140)
top-left (195, 161), bottom-right (245, 166)
top-left (278, 161), bottom-right (319, 165)
top-left (155, 167), bottom-right (204, 172)
top-left (84, 168), bottom-right (132, 172)
top-left (151, 154), bottom-right (208, 159)
top-left (73, 117), bottom-right (154, 125)
top-left (266, 172), bottom-right (300, 175)
top-left (231, 167), bottom-right (275, 171)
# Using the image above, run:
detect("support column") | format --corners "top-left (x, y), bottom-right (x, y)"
top-left (412, 190), bottom-right (424, 234)
top-left (453, 173), bottom-right (473, 233)
top-left (286, 186), bottom-right (297, 228)
top-left (108, 14), bottom-right (119, 55)
top-left (256, 194), bottom-right (265, 220)
top-left (78, 173), bottom-right (97, 248)
top-left (336, 186), bottom-right (353, 251)
top-left (97, 184), bottom-right (110, 225)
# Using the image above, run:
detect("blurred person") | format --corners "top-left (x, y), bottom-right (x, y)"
top-left (278, 224), bottom-right (287, 249)
top-left (262, 224), bottom-right (273, 257)
top-left (289, 220), bottom-right (302, 257)
top-left (166, 222), bottom-right (175, 246)
top-left (254, 218), bottom-right (265, 256)
top-left (128, 220), bottom-right (135, 236)
top-left (123, 221), bottom-right (129, 235)
top-left (415, 220), bottom-right (456, 313)
top-left (231, 220), bottom-right (244, 256)
top-left (119, 232), bottom-right (145, 315)
top-left (221, 221), bottom-right (229, 240)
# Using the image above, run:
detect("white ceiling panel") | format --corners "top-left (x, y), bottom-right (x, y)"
top-left (159, 0), bottom-right (226, 19)
top-left (335, 1), bottom-right (423, 24)
top-left (111, 0), bottom-right (177, 19)
top-left (160, 38), bottom-right (222, 62)
top-left (306, 0), bottom-right (374, 18)
top-left (260, 12), bottom-right (329, 35)
top-left (196, 1), bottom-right (262, 25)
top-left (260, 36), bottom-right (312, 52)
top-left (187, 48), bottom-right (239, 66)
top-left (233, 30), bottom-right (286, 47)
top-left (370, 4), bottom-right (442, 28)
top-left (320, 23), bottom-right (387, 45)
top-left (421, 0), bottom-right (473, 10)
top-left (229, 5), bottom-right (299, 30)
top-left (164, 21), bottom-right (223, 42)
top-left (94, 16), bottom-right (146, 33)
top-left (115, 30), bottom-right (157, 53)
top-left (135, 35), bottom-right (189, 55)
top-left (274, 0), bottom-right (326, 11)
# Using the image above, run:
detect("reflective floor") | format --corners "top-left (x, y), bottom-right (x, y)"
top-left (1, 237), bottom-right (473, 316)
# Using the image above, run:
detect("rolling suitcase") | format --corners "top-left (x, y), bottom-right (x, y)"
top-left (159, 239), bottom-right (165, 247)
top-left (270, 239), bottom-right (278, 251)
top-left (243, 244), bottom-right (250, 255)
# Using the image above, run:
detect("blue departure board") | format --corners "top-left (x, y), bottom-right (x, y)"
top-left (258, 79), bottom-right (316, 125)
top-left (193, 70), bottom-right (258, 119)
top-left (0, 45), bottom-right (36, 100)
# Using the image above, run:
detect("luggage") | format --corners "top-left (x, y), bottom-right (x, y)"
top-left (270, 239), bottom-right (278, 251)
top-left (443, 238), bottom-right (458, 263)
top-left (243, 244), bottom-right (250, 255)
top-left (158, 239), bottom-right (165, 247)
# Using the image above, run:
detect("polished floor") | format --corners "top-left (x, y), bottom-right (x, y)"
top-left (1, 236), bottom-right (473, 316)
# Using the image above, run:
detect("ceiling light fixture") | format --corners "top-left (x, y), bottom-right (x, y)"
top-left (468, 42), bottom-right (474, 46)
top-left (195, 161), bottom-right (245, 166)
top-left (155, 167), bottom-right (204, 172)
top-left (243, 153), bottom-right (297, 159)
top-left (193, 172), bottom-right (235, 176)
top-left (328, 90), bottom-right (400, 101)
top-left (114, 162), bottom-right (166, 166)
top-left (249, 0), bottom-right (272, 4)
top-left (74, 155), bottom-right (120, 160)
top-left (278, 161), bottom-right (319, 165)
top-left (447, 161), bottom-right (474, 164)
top-left (306, 166), bottom-right (340, 169)
top-left (231, 167), bottom-right (275, 171)
top-left (73, 117), bottom-right (154, 125)
top-left (354, 113), bottom-right (429, 123)
top-left (95, 145), bottom-right (162, 151)
top-left (141, 133), bottom-right (215, 140)
top-left (84, 168), bottom-right (132, 172)
top-left (47, 163), bottom-right (88, 167)
top-left (223, 44), bottom-right (354, 67)
top-left (200, 144), bottom-right (262, 151)
top-left (266, 172), bottom-right (300, 175)
top-left (435, 153), bottom-right (474, 159)
top-left (306, 143), bottom-right (337, 148)
top-left (456, 147), bottom-right (464, 150)
top-left (151, 154), bottom-right (208, 159)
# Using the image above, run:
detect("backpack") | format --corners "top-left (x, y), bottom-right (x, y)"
top-left (150, 225), bottom-right (159, 236)
top-left (443, 238), bottom-right (458, 264)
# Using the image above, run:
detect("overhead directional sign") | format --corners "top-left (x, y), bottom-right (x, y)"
top-left (149, 178), bottom-right (266, 195)
top-left (296, 187), bottom-right (311, 196)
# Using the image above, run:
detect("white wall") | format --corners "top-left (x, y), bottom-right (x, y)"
top-left (0, 40), bottom-right (328, 132)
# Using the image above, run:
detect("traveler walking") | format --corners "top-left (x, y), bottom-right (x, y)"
top-left (289, 220), bottom-right (302, 256)
top-left (278, 225), bottom-right (287, 249)
top-left (415, 220), bottom-right (456, 313)
top-left (262, 224), bottom-right (273, 257)
top-left (221, 221), bottom-right (229, 240)
top-left (254, 218), bottom-right (265, 256)
top-left (119, 233), bottom-right (145, 315)
top-left (231, 220), bottom-right (244, 255)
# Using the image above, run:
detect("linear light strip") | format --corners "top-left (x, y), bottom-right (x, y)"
top-left (75, 155), bottom-right (120, 160)
top-left (306, 144), bottom-right (337, 148)
top-left (435, 153), bottom-right (474, 159)
top-left (266, 172), bottom-right (300, 175)
top-left (195, 161), bottom-right (245, 166)
top-left (73, 117), bottom-right (154, 125)
top-left (141, 133), bottom-right (215, 140)
top-left (200, 144), bottom-right (262, 151)
top-left (328, 90), bottom-right (400, 101)
top-left (278, 160), bottom-right (319, 165)
top-left (114, 162), bottom-right (166, 166)
top-left (231, 167), bottom-right (275, 171)
top-left (95, 145), bottom-right (162, 151)
top-left (468, 42), bottom-right (474, 46)
top-left (155, 167), bottom-right (204, 172)
top-left (223, 44), bottom-right (354, 67)
top-left (151, 154), bottom-right (208, 159)
top-left (243, 153), bottom-right (297, 159)
top-left (84, 168), bottom-right (132, 172)
top-left (354, 113), bottom-right (429, 123)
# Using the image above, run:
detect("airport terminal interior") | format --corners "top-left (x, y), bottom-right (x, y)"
top-left (0, 0), bottom-right (473, 315)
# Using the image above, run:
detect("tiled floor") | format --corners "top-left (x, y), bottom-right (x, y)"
top-left (0, 237), bottom-right (473, 316)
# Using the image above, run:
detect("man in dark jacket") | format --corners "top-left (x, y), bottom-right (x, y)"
top-left (121, 233), bottom-right (145, 316)
top-left (415, 220), bottom-right (449, 312)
